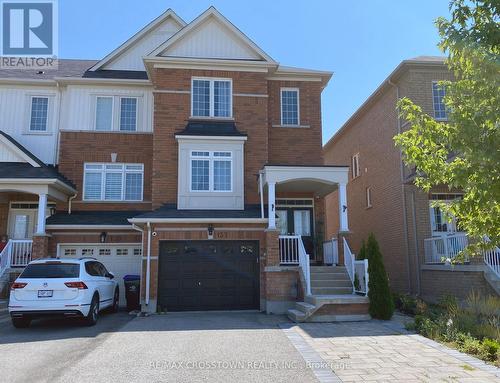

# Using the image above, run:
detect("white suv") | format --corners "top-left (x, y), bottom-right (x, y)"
top-left (9, 258), bottom-right (119, 328)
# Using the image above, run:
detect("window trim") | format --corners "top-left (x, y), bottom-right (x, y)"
top-left (83, 162), bottom-right (144, 202)
top-left (351, 153), bottom-right (360, 179)
top-left (94, 96), bottom-right (114, 131)
top-left (28, 95), bottom-right (50, 132)
top-left (280, 87), bottom-right (300, 126)
top-left (189, 150), bottom-right (233, 193)
top-left (366, 187), bottom-right (372, 208)
top-left (119, 96), bottom-right (138, 132)
top-left (432, 81), bottom-right (448, 121)
top-left (190, 77), bottom-right (233, 119)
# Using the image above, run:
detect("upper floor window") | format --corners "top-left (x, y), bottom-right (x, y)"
top-left (352, 153), bottom-right (360, 179)
top-left (191, 78), bottom-right (232, 118)
top-left (119, 97), bottom-right (137, 131)
top-left (281, 88), bottom-right (299, 126)
top-left (95, 96), bottom-right (113, 131)
top-left (191, 151), bottom-right (232, 192)
top-left (83, 163), bottom-right (144, 201)
top-left (432, 82), bottom-right (447, 120)
top-left (29, 97), bottom-right (49, 132)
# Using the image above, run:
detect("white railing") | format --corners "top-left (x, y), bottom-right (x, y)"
top-left (343, 238), bottom-right (369, 296)
top-left (9, 240), bottom-right (33, 267)
top-left (279, 235), bottom-right (300, 264)
top-left (0, 241), bottom-right (12, 278)
top-left (483, 237), bottom-right (500, 278)
top-left (323, 238), bottom-right (339, 265)
top-left (424, 233), bottom-right (469, 263)
top-left (279, 235), bottom-right (311, 296)
top-left (353, 259), bottom-right (369, 295)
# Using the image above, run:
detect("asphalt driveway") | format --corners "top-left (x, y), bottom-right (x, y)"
top-left (0, 311), bottom-right (318, 383)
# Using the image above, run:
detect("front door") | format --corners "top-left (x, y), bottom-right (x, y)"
top-left (8, 210), bottom-right (37, 239)
top-left (276, 208), bottom-right (314, 258)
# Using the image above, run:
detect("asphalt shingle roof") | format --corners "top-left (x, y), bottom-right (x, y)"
top-left (133, 204), bottom-right (266, 220)
top-left (46, 210), bottom-right (145, 226)
top-left (175, 121), bottom-right (247, 137)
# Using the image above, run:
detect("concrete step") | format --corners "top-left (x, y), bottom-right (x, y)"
top-left (310, 272), bottom-right (349, 280)
top-left (287, 309), bottom-right (306, 322)
top-left (311, 279), bottom-right (352, 288)
top-left (295, 301), bottom-right (315, 314)
top-left (310, 266), bottom-right (346, 273)
top-left (305, 294), bottom-right (369, 306)
top-left (311, 287), bottom-right (353, 295)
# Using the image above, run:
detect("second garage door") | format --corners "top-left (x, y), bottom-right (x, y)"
top-left (158, 241), bottom-right (260, 311)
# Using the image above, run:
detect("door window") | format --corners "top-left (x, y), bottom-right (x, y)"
top-left (13, 215), bottom-right (29, 239)
top-left (276, 210), bottom-right (288, 235)
top-left (294, 210), bottom-right (311, 236)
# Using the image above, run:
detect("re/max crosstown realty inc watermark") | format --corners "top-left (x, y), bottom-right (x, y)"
top-left (0, 0), bottom-right (58, 69)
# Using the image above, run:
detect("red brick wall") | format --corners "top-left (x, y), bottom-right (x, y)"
top-left (268, 80), bottom-right (323, 165)
top-left (58, 131), bottom-right (153, 211)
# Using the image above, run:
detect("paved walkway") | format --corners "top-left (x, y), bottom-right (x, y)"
top-left (283, 313), bottom-right (500, 383)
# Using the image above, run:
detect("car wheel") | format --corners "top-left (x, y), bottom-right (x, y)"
top-left (12, 317), bottom-right (31, 328)
top-left (111, 288), bottom-right (119, 313)
top-left (85, 295), bottom-right (99, 326)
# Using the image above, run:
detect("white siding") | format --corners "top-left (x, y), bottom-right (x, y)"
top-left (0, 143), bottom-right (23, 162)
top-left (60, 85), bottom-right (153, 133)
top-left (162, 16), bottom-right (262, 60)
top-left (103, 18), bottom-right (182, 71)
top-left (0, 85), bottom-right (59, 164)
top-left (177, 138), bottom-right (245, 210)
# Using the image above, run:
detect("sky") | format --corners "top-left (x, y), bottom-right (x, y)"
top-left (58, 0), bottom-right (451, 143)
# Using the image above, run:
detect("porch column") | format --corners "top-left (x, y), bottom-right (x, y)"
top-left (267, 182), bottom-right (276, 229)
top-left (339, 183), bottom-right (349, 232)
top-left (36, 193), bottom-right (47, 235)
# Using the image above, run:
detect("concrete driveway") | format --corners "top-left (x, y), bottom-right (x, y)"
top-left (0, 311), bottom-right (319, 383)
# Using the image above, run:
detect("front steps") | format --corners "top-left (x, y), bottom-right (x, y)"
top-left (288, 266), bottom-right (370, 322)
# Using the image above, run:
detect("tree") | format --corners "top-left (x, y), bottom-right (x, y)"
top-left (358, 240), bottom-right (367, 260)
top-left (366, 233), bottom-right (394, 319)
top-left (394, 0), bottom-right (500, 252)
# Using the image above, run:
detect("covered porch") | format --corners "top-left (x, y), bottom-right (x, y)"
top-left (259, 165), bottom-right (350, 264)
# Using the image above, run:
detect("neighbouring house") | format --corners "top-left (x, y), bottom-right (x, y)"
top-left (0, 7), bottom-right (368, 320)
top-left (323, 56), bottom-right (499, 303)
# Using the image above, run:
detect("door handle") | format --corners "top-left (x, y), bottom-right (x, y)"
top-left (198, 281), bottom-right (201, 286)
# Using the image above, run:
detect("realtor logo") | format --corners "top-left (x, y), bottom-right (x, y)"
top-left (0, 0), bottom-right (58, 68)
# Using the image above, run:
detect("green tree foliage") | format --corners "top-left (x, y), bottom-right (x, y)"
top-left (394, 0), bottom-right (500, 251)
top-left (358, 240), bottom-right (367, 260)
top-left (366, 233), bottom-right (394, 319)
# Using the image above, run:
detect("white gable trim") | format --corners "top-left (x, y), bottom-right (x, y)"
top-left (0, 135), bottom-right (40, 167)
top-left (149, 7), bottom-right (275, 63)
top-left (89, 9), bottom-right (186, 72)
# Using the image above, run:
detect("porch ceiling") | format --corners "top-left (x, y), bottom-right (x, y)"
top-left (261, 165), bottom-right (349, 197)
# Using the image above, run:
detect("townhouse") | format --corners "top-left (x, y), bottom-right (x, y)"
top-left (323, 57), bottom-right (499, 302)
top-left (0, 7), bottom-right (362, 318)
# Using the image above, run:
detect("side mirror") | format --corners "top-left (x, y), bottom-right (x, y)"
top-left (106, 272), bottom-right (115, 279)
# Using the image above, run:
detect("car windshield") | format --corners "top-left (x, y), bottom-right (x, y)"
top-left (20, 263), bottom-right (80, 278)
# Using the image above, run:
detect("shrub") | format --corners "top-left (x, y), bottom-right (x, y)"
top-left (357, 240), bottom-right (367, 260)
top-left (481, 338), bottom-right (500, 362)
top-left (366, 233), bottom-right (394, 320)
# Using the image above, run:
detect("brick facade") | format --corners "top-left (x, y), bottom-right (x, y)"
top-left (323, 59), bottom-right (493, 300)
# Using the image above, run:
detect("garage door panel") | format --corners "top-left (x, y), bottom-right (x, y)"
top-left (158, 240), bottom-right (259, 311)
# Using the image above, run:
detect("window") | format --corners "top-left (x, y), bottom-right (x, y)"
top-left (83, 163), bottom-right (144, 201)
top-left (366, 187), bottom-right (372, 208)
top-left (432, 82), bottom-right (448, 120)
top-left (281, 88), bottom-right (299, 125)
top-left (120, 97), bottom-right (137, 131)
top-left (29, 97), bottom-right (49, 131)
top-left (99, 248), bottom-right (111, 256)
top-left (133, 248), bottom-right (142, 256)
top-left (293, 210), bottom-right (311, 236)
top-left (116, 248), bottom-right (129, 256)
top-left (191, 78), bottom-right (232, 118)
top-left (352, 153), bottom-right (360, 179)
top-left (21, 263), bottom-right (80, 278)
top-left (190, 151), bottom-right (232, 192)
top-left (64, 249), bottom-right (76, 257)
top-left (95, 96), bottom-right (113, 131)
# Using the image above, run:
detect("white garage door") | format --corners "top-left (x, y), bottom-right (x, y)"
top-left (58, 244), bottom-right (142, 307)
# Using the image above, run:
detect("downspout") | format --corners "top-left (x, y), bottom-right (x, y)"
top-left (388, 78), bottom-right (412, 294)
top-left (146, 222), bottom-right (152, 306)
top-left (67, 194), bottom-right (77, 214)
top-left (259, 172), bottom-right (264, 219)
top-left (54, 80), bottom-right (63, 165)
